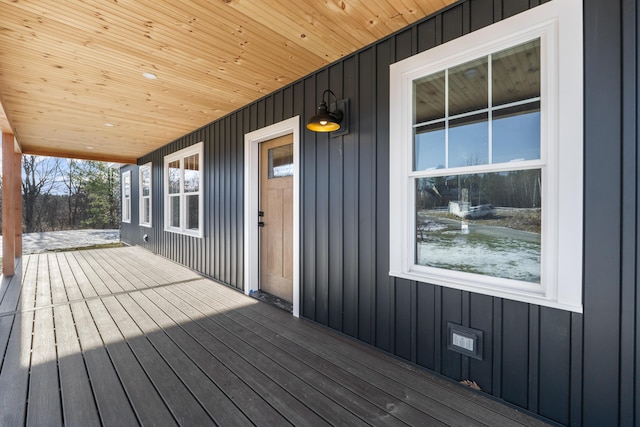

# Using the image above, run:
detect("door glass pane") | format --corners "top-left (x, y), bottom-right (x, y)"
top-left (186, 195), bottom-right (199, 230)
top-left (168, 160), bottom-right (180, 194)
top-left (170, 195), bottom-right (180, 228)
top-left (414, 122), bottom-right (445, 171)
top-left (448, 113), bottom-right (488, 167)
top-left (184, 154), bottom-right (200, 193)
top-left (448, 57), bottom-right (488, 116)
top-left (414, 71), bottom-right (445, 124)
top-left (415, 169), bottom-right (541, 283)
top-left (268, 144), bottom-right (294, 178)
top-left (492, 39), bottom-right (540, 107)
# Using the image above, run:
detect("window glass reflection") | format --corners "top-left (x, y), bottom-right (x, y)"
top-left (448, 57), bottom-right (488, 116)
top-left (142, 199), bottom-right (150, 224)
top-left (168, 160), bottom-right (180, 194)
top-left (492, 39), bottom-right (540, 107)
top-left (184, 154), bottom-right (200, 193)
top-left (414, 71), bottom-right (445, 124)
top-left (187, 195), bottom-right (199, 230)
top-left (414, 122), bottom-right (445, 171)
top-left (415, 169), bottom-right (541, 283)
top-left (141, 169), bottom-right (150, 197)
top-left (268, 144), bottom-right (294, 178)
top-left (170, 196), bottom-right (180, 228)
top-left (448, 113), bottom-right (488, 167)
top-left (493, 103), bottom-right (540, 163)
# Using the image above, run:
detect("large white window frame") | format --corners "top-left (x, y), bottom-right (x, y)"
top-left (139, 162), bottom-right (152, 227)
top-left (389, 0), bottom-right (583, 312)
top-left (164, 142), bottom-right (204, 237)
top-left (121, 170), bottom-right (131, 223)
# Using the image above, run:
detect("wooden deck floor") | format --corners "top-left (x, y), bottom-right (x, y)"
top-left (0, 246), bottom-right (550, 426)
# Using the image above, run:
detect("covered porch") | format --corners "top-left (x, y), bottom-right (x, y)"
top-left (0, 245), bottom-right (548, 426)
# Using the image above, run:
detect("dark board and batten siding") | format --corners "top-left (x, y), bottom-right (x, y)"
top-left (121, 0), bottom-right (640, 425)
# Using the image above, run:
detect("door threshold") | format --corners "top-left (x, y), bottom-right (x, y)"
top-left (250, 290), bottom-right (293, 313)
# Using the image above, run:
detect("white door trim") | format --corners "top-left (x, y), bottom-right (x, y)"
top-left (244, 116), bottom-right (300, 317)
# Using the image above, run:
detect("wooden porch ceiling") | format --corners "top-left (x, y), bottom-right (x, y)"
top-left (0, 0), bottom-right (455, 164)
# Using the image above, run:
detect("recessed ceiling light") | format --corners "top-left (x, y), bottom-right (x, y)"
top-left (104, 123), bottom-right (114, 127)
top-left (142, 72), bottom-right (157, 80)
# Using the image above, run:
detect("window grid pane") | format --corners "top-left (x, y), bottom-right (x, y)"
top-left (186, 194), bottom-right (199, 230)
top-left (142, 199), bottom-right (150, 224)
top-left (184, 154), bottom-right (199, 193)
top-left (170, 195), bottom-right (180, 228)
top-left (412, 38), bottom-right (541, 171)
top-left (168, 160), bottom-right (181, 194)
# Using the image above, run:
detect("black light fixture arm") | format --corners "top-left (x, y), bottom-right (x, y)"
top-left (320, 89), bottom-right (342, 120)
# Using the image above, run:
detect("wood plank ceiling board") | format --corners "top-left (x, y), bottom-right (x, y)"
top-left (0, 0), bottom-right (456, 163)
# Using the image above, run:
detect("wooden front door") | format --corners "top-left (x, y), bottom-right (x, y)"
top-left (259, 134), bottom-right (294, 302)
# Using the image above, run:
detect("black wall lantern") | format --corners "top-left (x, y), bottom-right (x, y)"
top-left (307, 89), bottom-right (349, 135)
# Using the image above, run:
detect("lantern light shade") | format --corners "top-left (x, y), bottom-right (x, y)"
top-left (307, 90), bottom-right (344, 132)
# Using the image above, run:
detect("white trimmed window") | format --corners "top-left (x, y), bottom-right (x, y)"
top-left (164, 142), bottom-right (203, 237)
top-left (389, 0), bottom-right (583, 312)
top-left (139, 163), bottom-right (152, 227)
top-left (121, 170), bottom-right (131, 223)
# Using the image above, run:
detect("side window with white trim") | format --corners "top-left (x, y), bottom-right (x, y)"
top-left (121, 170), bottom-right (131, 223)
top-left (139, 163), bottom-right (152, 227)
top-left (163, 143), bottom-right (203, 237)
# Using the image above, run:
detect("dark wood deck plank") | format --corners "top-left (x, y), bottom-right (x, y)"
top-left (53, 304), bottom-right (101, 427)
top-left (127, 290), bottom-right (289, 426)
top-left (0, 314), bottom-right (14, 366)
top-left (27, 306), bottom-right (63, 426)
top-left (99, 295), bottom-right (215, 426)
top-left (109, 246), bottom-right (199, 285)
top-left (0, 247), bottom-right (551, 426)
top-left (145, 286), bottom-right (326, 426)
top-left (79, 250), bottom-right (136, 294)
top-left (20, 254), bottom-right (40, 312)
top-left (176, 282), bottom-right (430, 427)
top-left (0, 257), bottom-right (24, 314)
top-left (205, 281), bottom-right (546, 427)
top-left (54, 252), bottom-right (85, 302)
top-left (48, 253), bottom-right (69, 305)
top-left (0, 255), bottom-right (38, 425)
top-left (88, 249), bottom-right (151, 291)
top-left (82, 250), bottom-right (139, 293)
top-left (184, 284), bottom-right (446, 426)
top-left (0, 310), bottom-right (33, 426)
top-left (155, 285), bottom-right (369, 427)
top-left (70, 301), bottom-right (139, 426)
top-left (116, 292), bottom-right (254, 425)
top-left (67, 252), bottom-right (110, 296)
top-left (62, 252), bottom-right (99, 299)
top-left (85, 298), bottom-right (178, 426)
top-left (35, 254), bottom-right (53, 308)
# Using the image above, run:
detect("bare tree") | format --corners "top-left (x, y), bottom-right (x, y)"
top-left (22, 155), bottom-right (61, 233)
